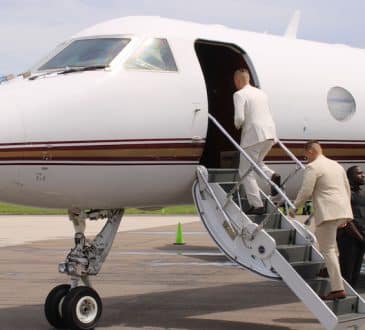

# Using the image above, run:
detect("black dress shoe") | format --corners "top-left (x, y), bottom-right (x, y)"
top-left (271, 173), bottom-right (281, 196)
top-left (246, 207), bottom-right (265, 215)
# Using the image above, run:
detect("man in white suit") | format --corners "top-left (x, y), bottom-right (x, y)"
top-left (289, 141), bottom-right (353, 300)
top-left (233, 69), bottom-right (280, 215)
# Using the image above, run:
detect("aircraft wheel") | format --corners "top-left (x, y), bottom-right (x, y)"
top-left (44, 284), bottom-right (71, 328)
top-left (62, 286), bottom-right (102, 330)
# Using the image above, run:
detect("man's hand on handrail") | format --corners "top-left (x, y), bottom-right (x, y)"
top-left (288, 207), bottom-right (296, 218)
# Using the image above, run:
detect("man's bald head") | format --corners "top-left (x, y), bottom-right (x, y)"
top-left (234, 68), bottom-right (250, 90)
top-left (304, 140), bottom-right (323, 163)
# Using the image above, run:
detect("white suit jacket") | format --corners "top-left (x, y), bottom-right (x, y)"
top-left (294, 155), bottom-right (353, 226)
top-left (233, 85), bottom-right (277, 148)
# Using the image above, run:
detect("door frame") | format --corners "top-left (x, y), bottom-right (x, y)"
top-left (194, 39), bottom-right (260, 89)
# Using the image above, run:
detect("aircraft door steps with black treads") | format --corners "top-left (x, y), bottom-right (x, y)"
top-left (193, 167), bottom-right (365, 330)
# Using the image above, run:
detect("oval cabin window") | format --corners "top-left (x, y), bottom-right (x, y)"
top-left (327, 87), bottom-right (356, 122)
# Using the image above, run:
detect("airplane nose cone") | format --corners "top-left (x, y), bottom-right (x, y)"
top-left (0, 82), bottom-right (26, 200)
top-left (0, 81), bottom-right (25, 145)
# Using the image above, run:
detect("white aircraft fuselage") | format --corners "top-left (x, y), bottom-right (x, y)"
top-left (0, 16), bottom-right (363, 209)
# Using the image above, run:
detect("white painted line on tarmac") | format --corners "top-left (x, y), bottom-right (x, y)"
top-left (148, 261), bottom-right (236, 267)
top-left (126, 231), bottom-right (206, 235)
top-left (114, 251), bottom-right (223, 256)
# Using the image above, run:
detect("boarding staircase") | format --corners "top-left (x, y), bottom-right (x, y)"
top-left (193, 114), bottom-right (365, 330)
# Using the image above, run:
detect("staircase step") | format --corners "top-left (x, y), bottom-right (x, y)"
top-left (307, 278), bottom-right (331, 296)
top-left (199, 167), bottom-right (365, 330)
top-left (277, 245), bottom-right (311, 262)
top-left (266, 228), bottom-right (296, 245)
top-left (237, 198), bottom-right (250, 211)
top-left (290, 261), bottom-right (323, 279)
top-left (220, 183), bottom-right (246, 196)
top-left (338, 313), bottom-right (365, 323)
top-left (325, 296), bottom-right (358, 316)
top-left (208, 169), bottom-right (238, 183)
top-left (250, 213), bottom-right (282, 229)
top-left (266, 202), bottom-right (278, 214)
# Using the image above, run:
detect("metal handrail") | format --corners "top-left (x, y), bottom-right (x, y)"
top-left (197, 166), bottom-right (256, 243)
top-left (276, 140), bottom-right (305, 170)
top-left (208, 113), bottom-right (297, 210)
top-left (196, 167), bottom-right (240, 233)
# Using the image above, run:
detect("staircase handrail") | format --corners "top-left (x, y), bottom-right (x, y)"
top-left (276, 140), bottom-right (305, 170)
top-left (196, 167), bottom-right (239, 234)
top-left (208, 113), bottom-right (296, 210)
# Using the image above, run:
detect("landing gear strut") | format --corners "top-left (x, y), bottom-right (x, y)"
top-left (44, 208), bottom-right (124, 330)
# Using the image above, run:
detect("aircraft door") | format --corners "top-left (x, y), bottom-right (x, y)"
top-left (194, 40), bottom-right (258, 168)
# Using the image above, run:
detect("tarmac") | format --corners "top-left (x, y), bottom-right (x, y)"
top-left (0, 215), bottom-right (364, 330)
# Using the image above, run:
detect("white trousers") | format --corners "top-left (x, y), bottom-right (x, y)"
top-left (315, 219), bottom-right (347, 292)
top-left (239, 140), bottom-right (274, 208)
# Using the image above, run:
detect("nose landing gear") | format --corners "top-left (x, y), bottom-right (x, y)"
top-left (44, 208), bottom-right (124, 329)
top-left (44, 284), bottom-right (71, 328)
top-left (61, 286), bottom-right (102, 330)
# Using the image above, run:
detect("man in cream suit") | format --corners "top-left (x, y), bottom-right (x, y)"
top-left (233, 69), bottom-right (280, 215)
top-left (289, 141), bottom-right (353, 300)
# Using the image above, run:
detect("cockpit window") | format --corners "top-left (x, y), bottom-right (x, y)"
top-left (38, 38), bottom-right (131, 71)
top-left (125, 38), bottom-right (178, 72)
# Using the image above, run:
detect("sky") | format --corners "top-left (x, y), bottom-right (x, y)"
top-left (0, 0), bottom-right (364, 74)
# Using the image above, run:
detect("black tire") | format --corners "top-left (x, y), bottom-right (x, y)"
top-left (62, 286), bottom-right (102, 330)
top-left (44, 284), bottom-right (71, 329)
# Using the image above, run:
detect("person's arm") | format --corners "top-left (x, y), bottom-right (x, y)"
top-left (294, 166), bottom-right (318, 209)
top-left (289, 166), bottom-right (317, 218)
top-left (233, 93), bottom-right (246, 129)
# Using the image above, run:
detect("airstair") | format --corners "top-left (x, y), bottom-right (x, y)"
top-left (193, 114), bottom-right (365, 330)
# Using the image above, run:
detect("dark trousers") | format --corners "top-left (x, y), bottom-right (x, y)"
top-left (337, 228), bottom-right (365, 287)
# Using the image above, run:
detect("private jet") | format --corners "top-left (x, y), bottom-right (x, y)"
top-left (1, 15), bottom-right (365, 330)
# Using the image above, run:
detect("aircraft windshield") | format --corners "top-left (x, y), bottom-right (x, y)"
top-left (38, 38), bottom-right (131, 71)
top-left (125, 38), bottom-right (178, 72)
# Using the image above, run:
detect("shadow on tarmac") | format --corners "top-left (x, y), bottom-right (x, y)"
top-left (99, 282), bottom-right (299, 330)
top-left (157, 244), bottom-right (221, 253)
top-left (157, 244), bottom-right (229, 262)
top-left (0, 281), bottom-right (310, 330)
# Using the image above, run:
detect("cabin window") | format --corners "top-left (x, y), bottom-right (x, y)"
top-left (38, 38), bottom-right (131, 71)
top-left (125, 38), bottom-right (178, 72)
top-left (327, 86), bottom-right (356, 122)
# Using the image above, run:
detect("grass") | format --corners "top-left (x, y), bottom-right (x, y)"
top-left (0, 203), bottom-right (197, 215)
top-left (126, 205), bottom-right (197, 215)
top-left (0, 203), bottom-right (67, 215)
top-left (0, 202), bottom-right (311, 216)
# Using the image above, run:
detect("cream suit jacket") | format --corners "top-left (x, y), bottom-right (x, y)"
top-left (233, 85), bottom-right (277, 148)
top-left (294, 155), bottom-right (353, 226)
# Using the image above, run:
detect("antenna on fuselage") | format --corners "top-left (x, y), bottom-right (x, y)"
top-left (284, 10), bottom-right (301, 39)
